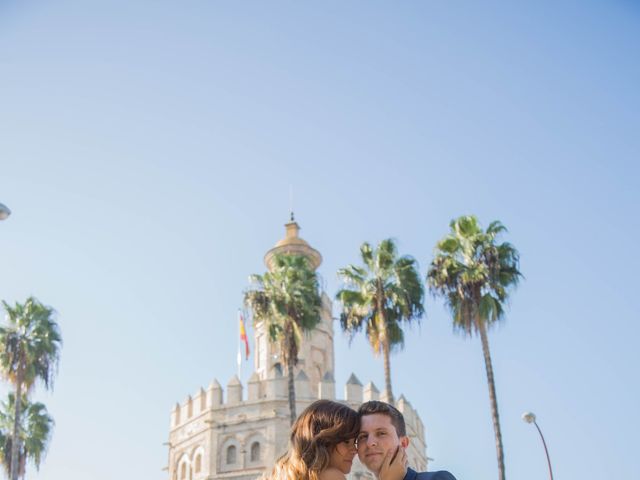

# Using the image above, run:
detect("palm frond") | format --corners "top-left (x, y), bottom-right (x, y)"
top-left (337, 265), bottom-right (367, 287)
top-left (437, 236), bottom-right (460, 254)
top-left (360, 243), bottom-right (374, 271)
top-left (486, 220), bottom-right (507, 237)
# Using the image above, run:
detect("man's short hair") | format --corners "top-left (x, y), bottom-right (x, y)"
top-left (358, 401), bottom-right (407, 437)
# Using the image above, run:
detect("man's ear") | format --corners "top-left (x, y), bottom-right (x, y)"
top-left (400, 436), bottom-right (410, 449)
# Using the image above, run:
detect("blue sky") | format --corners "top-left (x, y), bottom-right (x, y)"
top-left (1, 1), bottom-right (639, 479)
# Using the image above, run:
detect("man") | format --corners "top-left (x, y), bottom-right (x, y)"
top-left (357, 401), bottom-right (457, 480)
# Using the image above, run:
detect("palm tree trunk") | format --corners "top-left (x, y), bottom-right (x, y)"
top-left (287, 353), bottom-right (297, 425)
top-left (478, 321), bottom-right (505, 480)
top-left (376, 286), bottom-right (394, 404)
top-left (382, 339), bottom-right (394, 404)
top-left (10, 371), bottom-right (23, 480)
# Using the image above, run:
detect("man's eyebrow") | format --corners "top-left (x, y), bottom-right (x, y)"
top-left (359, 428), bottom-right (388, 435)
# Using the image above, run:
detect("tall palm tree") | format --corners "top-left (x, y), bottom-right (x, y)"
top-left (0, 393), bottom-right (54, 478)
top-left (0, 297), bottom-right (61, 480)
top-left (336, 239), bottom-right (424, 404)
top-left (244, 254), bottom-right (322, 424)
top-left (427, 215), bottom-right (521, 480)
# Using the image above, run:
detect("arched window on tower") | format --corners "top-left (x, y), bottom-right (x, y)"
top-left (180, 462), bottom-right (187, 480)
top-left (194, 454), bottom-right (202, 474)
top-left (250, 442), bottom-right (261, 462)
top-left (226, 445), bottom-right (237, 465)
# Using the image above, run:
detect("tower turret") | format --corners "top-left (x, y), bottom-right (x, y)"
top-left (263, 216), bottom-right (322, 271)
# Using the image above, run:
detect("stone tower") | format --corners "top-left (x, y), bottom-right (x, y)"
top-left (166, 219), bottom-right (428, 480)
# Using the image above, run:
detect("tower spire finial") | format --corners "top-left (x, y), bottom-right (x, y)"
top-left (289, 185), bottom-right (295, 222)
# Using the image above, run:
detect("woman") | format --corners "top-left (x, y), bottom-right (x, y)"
top-left (267, 399), bottom-right (406, 480)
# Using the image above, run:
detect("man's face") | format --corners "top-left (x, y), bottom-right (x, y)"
top-left (357, 413), bottom-right (409, 476)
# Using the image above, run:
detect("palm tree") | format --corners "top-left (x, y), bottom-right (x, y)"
top-left (336, 239), bottom-right (424, 404)
top-left (0, 393), bottom-right (54, 478)
top-left (0, 297), bottom-right (61, 480)
top-left (244, 254), bottom-right (322, 424)
top-left (427, 215), bottom-right (521, 480)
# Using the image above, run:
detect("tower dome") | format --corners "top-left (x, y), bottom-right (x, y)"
top-left (263, 216), bottom-right (322, 271)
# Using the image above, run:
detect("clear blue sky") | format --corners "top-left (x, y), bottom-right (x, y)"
top-left (1, 1), bottom-right (638, 479)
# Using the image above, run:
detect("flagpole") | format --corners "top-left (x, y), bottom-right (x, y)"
top-left (237, 309), bottom-right (251, 381)
top-left (237, 310), bottom-right (242, 380)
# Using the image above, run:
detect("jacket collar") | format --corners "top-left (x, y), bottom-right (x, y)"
top-left (404, 467), bottom-right (418, 480)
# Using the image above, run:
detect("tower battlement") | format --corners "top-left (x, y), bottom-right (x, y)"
top-left (170, 372), bottom-right (421, 429)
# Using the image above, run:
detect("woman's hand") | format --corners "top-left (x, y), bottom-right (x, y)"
top-left (378, 447), bottom-right (408, 480)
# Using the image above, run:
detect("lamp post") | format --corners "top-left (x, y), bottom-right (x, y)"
top-left (0, 203), bottom-right (10, 221)
top-left (522, 412), bottom-right (554, 480)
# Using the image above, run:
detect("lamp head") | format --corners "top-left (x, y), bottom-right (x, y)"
top-left (0, 203), bottom-right (11, 221)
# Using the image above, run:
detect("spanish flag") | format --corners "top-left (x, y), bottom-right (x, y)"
top-left (239, 310), bottom-right (250, 360)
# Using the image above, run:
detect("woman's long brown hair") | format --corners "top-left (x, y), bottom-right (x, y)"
top-left (266, 400), bottom-right (359, 480)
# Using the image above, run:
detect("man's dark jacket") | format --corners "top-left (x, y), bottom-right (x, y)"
top-left (404, 467), bottom-right (457, 480)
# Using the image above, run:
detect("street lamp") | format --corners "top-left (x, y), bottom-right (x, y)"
top-left (522, 411), bottom-right (554, 480)
top-left (0, 203), bottom-right (10, 221)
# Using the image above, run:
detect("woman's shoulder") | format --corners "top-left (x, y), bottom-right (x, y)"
top-left (318, 467), bottom-right (347, 480)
